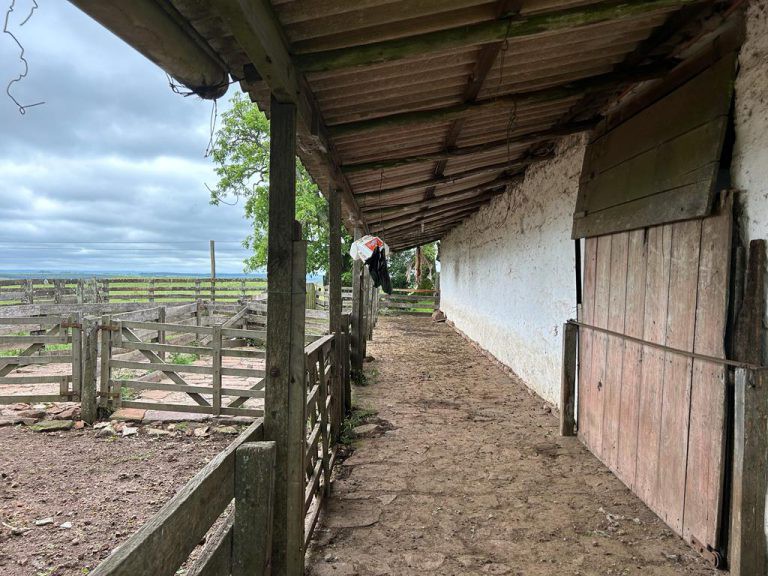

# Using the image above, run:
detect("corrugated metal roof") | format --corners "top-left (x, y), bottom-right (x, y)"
top-left (165, 0), bottom-right (723, 249)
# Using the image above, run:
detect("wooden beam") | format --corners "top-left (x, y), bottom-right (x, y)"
top-left (328, 64), bottom-right (672, 136)
top-left (363, 181), bottom-right (509, 220)
top-left (368, 190), bottom-right (504, 230)
top-left (295, 0), bottom-right (701, 73)
top-left (360, 176), bottom-right (519, 210)
top-left (373, 205), bottom-right (486, 236)
top-left (264, 98), bottom-right (305, 576)
top-left (342, 120), bottom-right (597, 174)
top-left (421, 1), bottom-right (522, 203)
top-left (69, 0), bottom-right (229, 98)
top-left (211, 0), bottom-right (366, 229)
top-left (355, 153), bottom-right (549, 199)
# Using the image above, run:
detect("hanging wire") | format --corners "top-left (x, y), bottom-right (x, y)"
top-left (3, 0), bottom-right (44, 115)
top-left (204, 97), bottom-right (218, 157)
top-left (495, 18), bottom-right (513, 98)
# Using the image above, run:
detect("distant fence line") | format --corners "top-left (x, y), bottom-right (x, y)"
top-left (0, 277), bottom-right (267, 306)
top-left (1, 278), bottom-right (440, 315)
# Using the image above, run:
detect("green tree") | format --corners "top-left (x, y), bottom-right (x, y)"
top-left (209, 92), bottom-right (350, 275)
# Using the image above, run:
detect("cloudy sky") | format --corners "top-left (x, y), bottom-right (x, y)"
top-left (0, 0), bottom-right (255, 275)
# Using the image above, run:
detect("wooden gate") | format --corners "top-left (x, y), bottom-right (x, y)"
top-left (0, 314), bottom-right (82, 404)
top-left (577, 194), bottom-right (732, 558)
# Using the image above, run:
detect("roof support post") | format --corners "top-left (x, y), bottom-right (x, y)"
top-left (264, 97), bottom-right (306, 576)
top-left (328, 186), bottom-right (345, 434)
top-left (351, 227), bottom-right (364, 376)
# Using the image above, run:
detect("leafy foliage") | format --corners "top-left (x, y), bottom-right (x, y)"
top-left (209, 92), bottom-right (351, 275)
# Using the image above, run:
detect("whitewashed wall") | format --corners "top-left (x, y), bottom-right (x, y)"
top-left (440, 135), bottom-right (587, 404)
top-left (733, 0), bottom-right (768, 360)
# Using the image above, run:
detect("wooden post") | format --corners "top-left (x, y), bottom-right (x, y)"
top-left (351, 227), bottom-right (364, 374)
top-left (149, 278), bottom-right (155, 303)
top-left (80, 319), bottom-right (98, 425)
top-left (560, 322), bottom-right (578, 436)
top-left (212, 325), bottom-right (222, 416)
top-left (328, 186), bottom-right (344, 434)
top-left (731, 369), bottom-right (768, 576)
top-left (211, 240), bottom-right (217, 302)
top-left (361, 273), bottom-right (370, 357)
top-left (306, 283), bottom-right (316, 310)
top-left (341, 314), bottom-right (352, 414)
top-left (264, 97), bottom-right (305, 576)
top-left (70, 313), bottom-right (83, 401)
top-left (158, 306), bottom-right (166, 361)
top-left (99, 314), bottom-right (112, 410)
top-left (233, 441), bottom-right (276, 576)
top-left (731, 239), bottom-right (767, 575)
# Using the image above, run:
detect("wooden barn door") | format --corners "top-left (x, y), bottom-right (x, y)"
top-left (577, 194), bottom-right (732, 556)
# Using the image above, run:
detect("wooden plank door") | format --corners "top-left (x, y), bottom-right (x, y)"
top-left (577, 195), bottom-right (732, 557)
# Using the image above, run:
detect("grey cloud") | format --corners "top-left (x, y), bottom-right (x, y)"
top-left (0, 0), bottom-right (253, 274)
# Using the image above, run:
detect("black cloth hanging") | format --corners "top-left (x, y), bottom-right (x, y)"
top-left (365, 246), bottom-right (393, 294)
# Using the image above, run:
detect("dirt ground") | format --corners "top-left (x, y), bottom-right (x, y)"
top-left (307, 316), bottom-right (718, 576)
top-left (0, 425), bottom-right (234, 575)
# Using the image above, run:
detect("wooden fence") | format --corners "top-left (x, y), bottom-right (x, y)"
top-left (0, 277), bottom-right (268, 306)
top-left (317, 286), bottom-right (439, 316)
top-left (0, 314), bottom-right (82, 404)
top-left (89, 323), bottom-right (350, 575)
top-left (0, 300), bottom-right (337, 419)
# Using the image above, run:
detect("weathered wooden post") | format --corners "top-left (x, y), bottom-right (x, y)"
top-left (99, 314), bottom-right (113, 411)
top-left (80, 318), bottom-right (98, 425)
top-left (731, 368), bottom-right (768, 575)
top-left (264, 97), bottom-right (306, 576)
top-left (233, 441), bottom-right (276, 576)
top-left (351, 227), bottom-right (364, 375)
top-left (158, 306), bottom-right (166, 361)
top-left (328, 186), bottom-right (344, 429)
top-left (560, 322), bottom-right (578, 436)
top-left (731, 239), bottom-right (767, 575)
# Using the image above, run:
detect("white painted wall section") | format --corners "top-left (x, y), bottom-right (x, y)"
top-left (440, 135), bottom-right (586, 405)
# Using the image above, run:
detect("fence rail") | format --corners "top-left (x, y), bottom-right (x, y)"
top-left (89, 319), bottom-right (352, 576)
top-left (0, 314), bottom-right (82, 404)
top-left (0, 277), bottom-right (268, 306)
top-left (317, 286), bottom-right (439, 316)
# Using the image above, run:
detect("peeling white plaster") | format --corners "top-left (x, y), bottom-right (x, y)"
top-left (440, 134), bottom-right (587, 405)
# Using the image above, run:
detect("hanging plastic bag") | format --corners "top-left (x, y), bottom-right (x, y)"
top-left (349, 235), bottom-right (389, 262)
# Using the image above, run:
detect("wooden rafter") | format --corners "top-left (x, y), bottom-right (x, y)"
top-left (327, 63), bottom-right (672, 136)
top-left (355, 152), bottom-right (550, 200)
top-left (294, 0), bottom-right (702, 73)
top-left (211, 0), bottom-right (367, 228)
top-left (341, 119), bottom-right (597, 174)
top-left (362, 178), bottom-right (514, 214)
top-left (421, 0), bottom-right (522, 203)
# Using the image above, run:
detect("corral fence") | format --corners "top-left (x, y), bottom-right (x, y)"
top-left (0, 300), bottom-right (338, 419)
top-left (0, 313), bottom-right (83, 404)
top-left (0, 277), bottom-right (268, 306)
top-left (89, 320), bottom-right (350, 576)
top-left (317, 286), bottom-right (439, 316)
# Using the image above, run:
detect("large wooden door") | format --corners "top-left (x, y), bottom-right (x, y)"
top-left (578, 194), bottom-right (732, 555)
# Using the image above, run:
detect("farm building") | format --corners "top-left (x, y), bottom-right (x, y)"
top-left (8, 0), bottom-right (768, 574)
